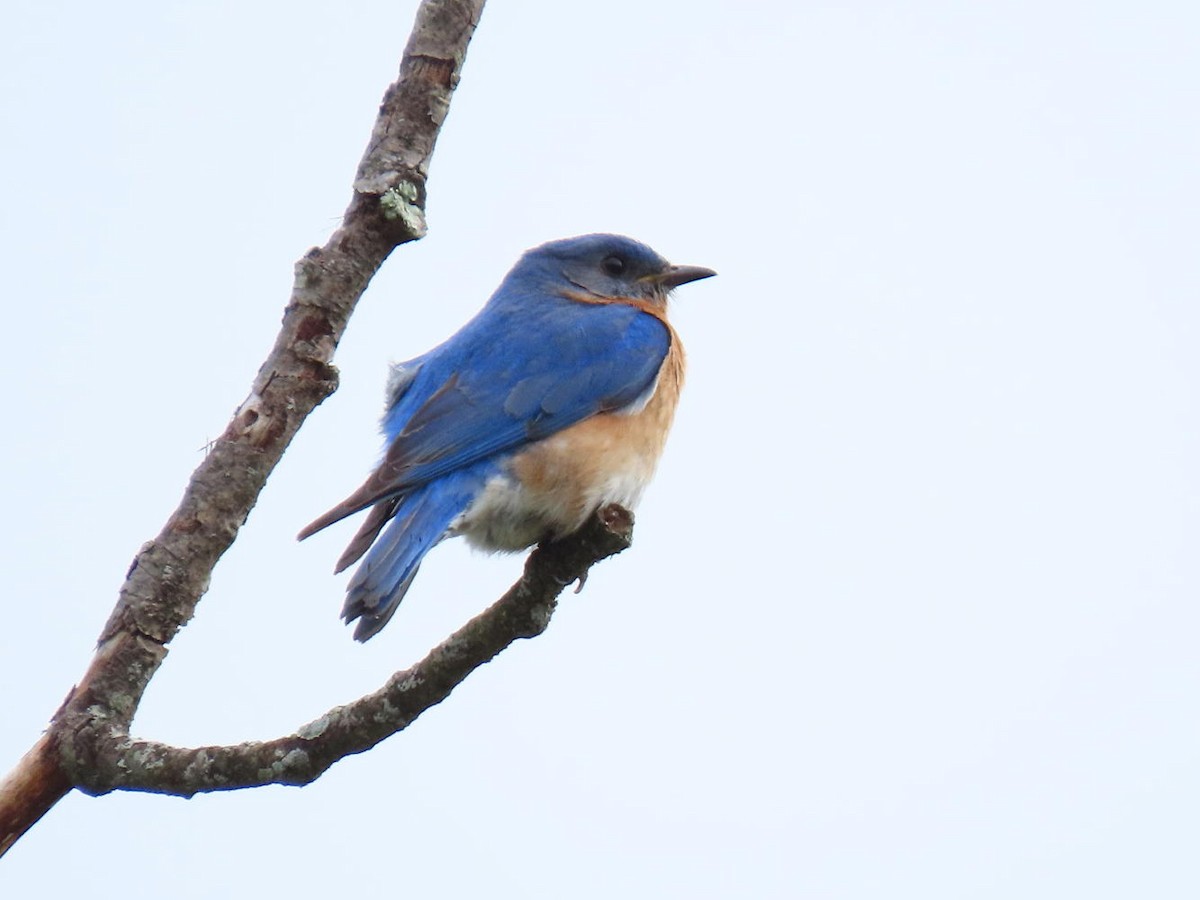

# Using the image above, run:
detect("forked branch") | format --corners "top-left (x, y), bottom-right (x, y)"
top-left (73, 507), bottom-right (632, 798)
top-left (1, 0), bottom-right (499, 856)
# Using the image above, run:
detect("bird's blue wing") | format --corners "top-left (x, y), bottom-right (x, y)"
top-left (298, 297), bottom-right (669, 538)
top-left (383, 298), bottom-right (670, 482)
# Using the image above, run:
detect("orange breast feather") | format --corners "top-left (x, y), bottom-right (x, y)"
top-left (508, 326), bottom-right (685, 533)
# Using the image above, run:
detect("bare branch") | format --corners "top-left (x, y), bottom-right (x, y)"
top-left (0, 736), bottom-right (70, 856)
top-left (0, 0), bottom-right (485, 856)
top-left (74, 506), bottom-right (633, 797)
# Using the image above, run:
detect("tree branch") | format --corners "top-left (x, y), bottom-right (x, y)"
top-left (0, 736), bottom-right (70, 856)
top-left (0, 0), bottom-right (485, 856)
top-left (74, 506), bottom-right (633, 797)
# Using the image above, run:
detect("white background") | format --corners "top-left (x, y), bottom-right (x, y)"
top-left (2, 1), bottom-right (1198, 896)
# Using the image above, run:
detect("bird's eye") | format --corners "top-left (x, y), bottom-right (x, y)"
top-left (601, 255), bottom-right (625, 277)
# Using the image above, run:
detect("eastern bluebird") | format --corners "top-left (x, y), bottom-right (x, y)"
top-left (299, 234), bottom-right (715, 640)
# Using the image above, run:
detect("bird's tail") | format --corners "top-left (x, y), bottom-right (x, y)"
top-left (341, 471), bottom-right (484, 641)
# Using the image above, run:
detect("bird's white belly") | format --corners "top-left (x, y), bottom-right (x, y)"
top-left (453, 454), bottom-right (652, 552)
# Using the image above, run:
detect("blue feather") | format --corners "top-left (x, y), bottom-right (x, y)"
top-left (379, 299), bottom-right (669, 485)
top-left (341, 462), bottom-right (496, 640)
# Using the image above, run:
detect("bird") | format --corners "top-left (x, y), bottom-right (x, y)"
top-left (299, 233), bottom-right (715, 640)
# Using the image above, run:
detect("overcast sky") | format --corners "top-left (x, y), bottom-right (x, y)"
top-left (3, 1), bottom-right (1199, 897)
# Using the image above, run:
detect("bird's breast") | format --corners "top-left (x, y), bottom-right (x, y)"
top-left (453, 338), bottom-right (685, 552)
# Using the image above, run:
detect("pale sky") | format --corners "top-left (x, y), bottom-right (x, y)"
top-left (3, 2), bottom-right (1199, 897)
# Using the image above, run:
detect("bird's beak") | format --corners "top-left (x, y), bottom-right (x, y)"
top-left (648, 264), bottom-right (717, 289)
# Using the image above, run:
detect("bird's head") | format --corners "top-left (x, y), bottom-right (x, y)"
top-left (513, 234), bottom-right (716, 306)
